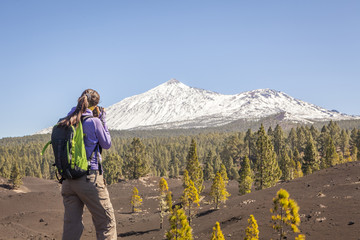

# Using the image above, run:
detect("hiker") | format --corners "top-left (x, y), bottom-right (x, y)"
top-left (58, 89), bottom-right (117, 240)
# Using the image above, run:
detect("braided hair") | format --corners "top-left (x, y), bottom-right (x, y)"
top-left (58, 89), bottom-right (100, 127)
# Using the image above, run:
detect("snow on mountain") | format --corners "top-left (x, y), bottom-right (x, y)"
top-left (35, 79), bottom-right (357, 135)
top-left (105, 79), bottom-right (356, 130)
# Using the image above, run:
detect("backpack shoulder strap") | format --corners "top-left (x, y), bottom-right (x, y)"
top-left (81, 115), bottom-right (93, 122)
top-left (41, 140), bottom-right (52, 156)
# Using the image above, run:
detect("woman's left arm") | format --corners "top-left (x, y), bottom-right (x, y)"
top-left (94, 111), bottom-right (111, 149)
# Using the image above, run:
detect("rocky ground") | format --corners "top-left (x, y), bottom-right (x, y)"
top-left (0, 161), bottom-right (359, 240)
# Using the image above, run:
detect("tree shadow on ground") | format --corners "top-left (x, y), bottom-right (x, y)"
top-left (196, 208), bottom-right (217, 217)
top-left (118, 229), bottom-right (160, 237)
top-left (0, 184), bottom-right (12, 190)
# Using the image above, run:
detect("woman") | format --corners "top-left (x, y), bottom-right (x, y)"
top-left (59, 89), bottom-right (117, 240)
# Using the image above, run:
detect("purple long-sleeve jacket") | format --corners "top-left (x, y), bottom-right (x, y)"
top-left (67, 107), bottom-right (111, 170)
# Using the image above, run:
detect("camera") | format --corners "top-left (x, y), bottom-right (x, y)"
top-left (93, 106), bottom-right (104, 117)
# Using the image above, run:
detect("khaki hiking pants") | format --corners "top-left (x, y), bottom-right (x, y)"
top-left (61, 173), bottom-right (117, 240)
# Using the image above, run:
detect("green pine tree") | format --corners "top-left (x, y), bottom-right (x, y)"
top-left (238, 156), bottom-right (253, 195)
top-left (220, 135), bottom-right (241, 180)
top-left (219, 163), bottom-right (229, 185)
top-left (339, 129), bottom-right (350, 156)
top-left (186, 139), bottom-right (204, 193)
top-left (103, 153), bottom-right (123, 185)
top-left (159, 177), bottom-right (169, 229)
top-left (244, 214), bottom-right (259, 240)
top-left (181, 180), bottom-right (200, 226)
top-left (183, 169), bottom-right (190, 188)
top-left (210, 172), bottom-right (230, 209)
top-left (270, 189), bottom-right (302, 240)
top-left (293, 161), bottom-right (303, 179)
top-left (10, 163), bottom-right (22, 189)
top-left (287, 128), bottom-right (298, 152)
top-left (323, 138), bottom-right (339, 168)
top-left (131, 187), bottom-right (142, 213)
top-left (166, 206), bottom-right (193, 240)
top-left (210, 222), bottom-right (225, 240)
top-left (244, 129), bottom-right (256, 162)
top-left (303, 136), bottom-right (320, 174)
top-left (273, 124), bottom-right (285, 156)
top-left (124, 138), bottom-right (149, 179)
top-left (203, 151), bottom-right (215, 181)
top-left (279, 147), bottom-right (295, 181)
top-left (255, 124), bottom-right (282, 190)
top-left (166, 191), bottom-right (173, 214)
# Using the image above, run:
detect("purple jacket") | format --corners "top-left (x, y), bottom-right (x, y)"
top-left (67, 107), bottom-right (111, 170)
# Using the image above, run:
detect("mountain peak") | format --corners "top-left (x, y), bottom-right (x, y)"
top-left (166, 78), bottom-right (181, 85)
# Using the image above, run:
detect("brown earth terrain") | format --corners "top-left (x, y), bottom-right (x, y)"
top-left (0, 161), bottom-right (359, 240)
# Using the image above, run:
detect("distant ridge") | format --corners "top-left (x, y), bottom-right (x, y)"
top-left (36, 79), bottom-right (359, 134)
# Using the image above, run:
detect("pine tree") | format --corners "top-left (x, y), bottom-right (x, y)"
top-left (255, 124), bottom-right (282, 189)
top-left (131, 187), bottom-right (142, 213)
top-left (267, 126), bottom-right (274, 139)
top-left (328, 120), bottom-right (341, 147)
top-left (339, 129), bottom-right (350, 156)
top-left (213, 154), bottom-right (222, 174)
top-left (169, 151), bottom-right (180, 178)
top-left (296, 127), bottom-right (307, 154)
top-left (166, 191), bottom-right (173, 214)
top-left (183, 169), bottom-right (190, 188)
top-left (244, 129), bottom-right (256, 161)
top-left (220, 134), bottom-right (241, 179)
top-left (318, 126), bottom-right (330, 159)
top-left (210, 222), bottom-right (225, 240)
top-left (351, 146), bottom-right (358, 162)
top-left (203, 151), bottom-right (215, 181)
top-left (287, 128), bottom-right (298, 152)
top-left (124, 138), bottom-right (149, 179)
top-left (159, 177), bottom-right (169, 229)
top-left (309, 125), bottom-right (319, 141)
top-left (186, 139), bottom-right (204, 193)
top-left (293, 148), bottom-right (302, 164)
top-left (238, 156), bottom-right (253, 195)
top-left (160, 177), bottom-right (169, 194)
top-left (210, 172), bottom-right (230, 209)
top-left (166, 206), bottom-right (193, 240)
top-left (244, 214), bottom-right (259, 240)
top-left (219, 163), bottom-right (229, 185)
top-left (293, 161), bottom-right (303, 179)
top-left (103, 153), bottom-right (123, 185)
top-left (271, 189), bottom-right (302, 240)
top-left (295, 234), bottom-right (306, 240)
top-left (273, 124), bottom-right (285, 156)
top-left (323, 138), bottom-right (339, 168)
top-left (279, 147), bottom-right (295, 181)
top-left (10, 163), bottom-right (22, 189)
top-left (181, 180), bottom-right (200, 225)
top-left (349, 128), bottom-right (358, 157)
top-left (302, 136), bottom-right (319, 174)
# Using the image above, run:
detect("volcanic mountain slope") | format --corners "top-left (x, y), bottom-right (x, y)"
top-left (105, 79), bottom-right (355, 130)
top-left (0, 161), bottom-right (359, 239)
top-left (36, 79), bottom-right (357, 134)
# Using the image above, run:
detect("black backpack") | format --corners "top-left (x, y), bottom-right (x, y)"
top-left (41, 116), bottom-right (99, 183)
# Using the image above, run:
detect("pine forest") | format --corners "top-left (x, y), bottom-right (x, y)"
top-left (0, 121), bottom-right (359, 188)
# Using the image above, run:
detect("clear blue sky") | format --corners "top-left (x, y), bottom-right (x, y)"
top-left (1, 1), bottom-right (359, 139)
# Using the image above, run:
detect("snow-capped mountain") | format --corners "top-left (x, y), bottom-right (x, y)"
top-left (105, 79), bottom-right (356, 130)
top-left (36, 79), bottom-right (357, 134)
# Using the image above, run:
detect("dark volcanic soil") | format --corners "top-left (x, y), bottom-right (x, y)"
top-left (0, 161), bottom-right (359, 240)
